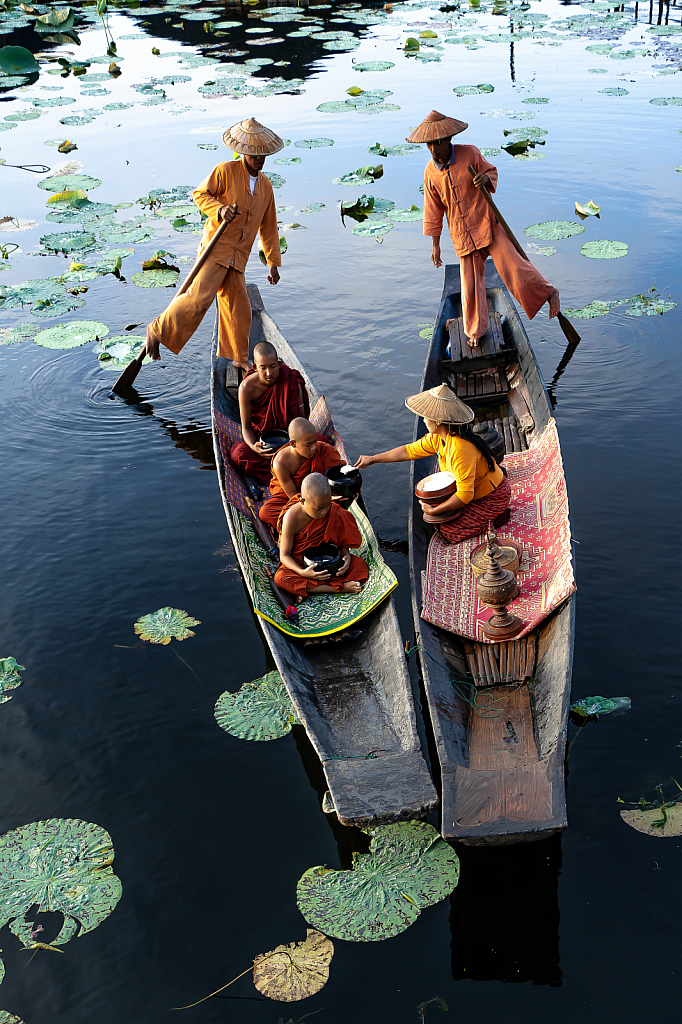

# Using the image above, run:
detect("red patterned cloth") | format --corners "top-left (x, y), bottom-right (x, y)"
top-left (420, 420), bottom-right (575, 642)
top-left (437, 476), bottom-right (511, 544)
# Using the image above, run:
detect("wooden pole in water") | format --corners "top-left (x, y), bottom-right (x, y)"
top-left (466, 165), bottom-right (581, 347)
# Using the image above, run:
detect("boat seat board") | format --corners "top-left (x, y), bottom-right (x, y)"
top-left (447, 311), bottom-right (506, 361)
top-left (467, 685), bottom-right (539, 770)
top-left (324, 750), bottom-right (439, 826)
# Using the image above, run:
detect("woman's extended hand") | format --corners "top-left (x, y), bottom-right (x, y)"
top-left (353, 455), bottom-right (374, 469)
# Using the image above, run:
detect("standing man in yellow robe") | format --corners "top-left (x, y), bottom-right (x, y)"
top-left (145, 117), bottom-right (283, 372)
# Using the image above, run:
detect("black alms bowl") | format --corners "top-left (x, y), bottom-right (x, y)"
top-left (326, 464), bottom-right (362, 500)
top-left (302, 542), bottom-right (343, 578)
top-left (260, 430), bottom-right (289, 455)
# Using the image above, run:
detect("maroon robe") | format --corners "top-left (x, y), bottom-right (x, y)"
top-left (230, 362), bottom-right (309, 483)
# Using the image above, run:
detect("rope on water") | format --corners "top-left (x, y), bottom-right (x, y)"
top-left (406, 641), bottom-right (522, 719)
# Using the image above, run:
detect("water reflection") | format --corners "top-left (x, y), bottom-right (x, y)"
top-left (117, 387), bottom-right (216, 467)
top-left (450, 835), bottom-right (563, 987)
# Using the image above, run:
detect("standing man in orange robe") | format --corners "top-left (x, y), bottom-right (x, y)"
top-left (274, 474), bottom-right (369, 598)
top-left (259, 417), bottom-right (343, 530)
top-left (407, 110), bottom-right (561, 346)
top-left (230, 341), bottom-right (309, 484)
top-left (144, 117), bottom-right (283, 371)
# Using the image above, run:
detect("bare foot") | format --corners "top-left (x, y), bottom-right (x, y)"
top-left (233, 359), bottom-right (253, 372)
top-left (341, 581), bottom-right (362, 594)
top-left (466, 336), bottom-right (481, 349)
top-left (548, 289), bottom-right (560, 319)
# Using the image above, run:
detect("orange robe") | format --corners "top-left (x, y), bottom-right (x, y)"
top-left (259, 441), bottom-right (343, 529)
top-left (274, 497), bottom-right (369, 596)
top-left (148, 159), bottom-right (281, 363)
top-left (230, 362), bottom-right (309, 483)
top-left (422, 143), bottom-right (554, 341)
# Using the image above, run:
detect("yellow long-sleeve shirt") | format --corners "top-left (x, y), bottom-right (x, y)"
top-left (405, 432), bottom-right (503, 504)
top-left (192, 158), bottom-right (281, 272)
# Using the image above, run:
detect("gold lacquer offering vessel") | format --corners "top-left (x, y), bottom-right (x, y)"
top-left (471, 523), bottom-right (520, 578)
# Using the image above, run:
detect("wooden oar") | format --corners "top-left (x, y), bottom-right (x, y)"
top-left (466, 165), bottom-right (581, 347)
top-left (111, 209), bottom-right (236, 394)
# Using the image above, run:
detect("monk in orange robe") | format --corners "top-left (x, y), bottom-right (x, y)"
top-left (274, 474), bottom-right (369, 598)
top-left (259, 417), bottom-right (343, 530)
top-left (230, 341), bottom-right (309, 484)
top-left (144, 117), bottom-right (283, 372)
top-left (407, 110), bottom-right (561, 345)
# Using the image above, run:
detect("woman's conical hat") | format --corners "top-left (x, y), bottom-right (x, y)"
top-left (405, 383), bottom-right (474, 423)
top-left (406, 109), bottom-right (468, 144)
top-left (222, 117), bottom-right (284, 156)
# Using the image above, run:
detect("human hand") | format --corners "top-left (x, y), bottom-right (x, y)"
top-left (339, 551), bottom-right (352, 576)
top-left (431, 242), bottom-right (442, 268)
top-left (419, 500), bottom-right (437, 515)
top-left (472, 172), bottom-right (491, 191)
top-left (218, 203), bottom-right (239, 223)
top-left (145, 330), bottom-right (161, 361)
top-left (353, 455), bottom-right (374, 469)
top-left (251, 439), bottom-right (269, 456)
top-left (268, 266), bottom-right (280, 285)
top-left (302, 563), bottom-right (330, 581)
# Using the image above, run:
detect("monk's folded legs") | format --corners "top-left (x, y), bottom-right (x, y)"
top-left (274, 554), bottom-right (369, 597)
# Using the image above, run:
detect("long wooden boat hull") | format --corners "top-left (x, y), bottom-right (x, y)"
top-left (212, 285), bottom-right (438, 828)
top-left (409, 264), bottom-right (575, 845)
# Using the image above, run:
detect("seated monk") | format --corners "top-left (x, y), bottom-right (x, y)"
top-left (259, 417), bottom-right (343, 530)
top-left (230, 340), bottom-right (309, 484)
top-left (274, 473), bottom-right (369, 598)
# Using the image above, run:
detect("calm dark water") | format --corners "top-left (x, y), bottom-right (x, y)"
top-left (0, 1), bottom-right (680, 1021)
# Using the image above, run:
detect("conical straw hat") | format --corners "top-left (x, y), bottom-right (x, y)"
top-left (222, 117), bottom-right (284, 156)
top-left (405, 383), bottom-right (474, 423)
top-left (406, 109), bottom-right (468, 144)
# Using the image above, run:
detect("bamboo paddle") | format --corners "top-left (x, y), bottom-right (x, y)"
top-left (466, 165), bottom-right (581, 347)
top-left (111, 208), bottom-right (237, 394)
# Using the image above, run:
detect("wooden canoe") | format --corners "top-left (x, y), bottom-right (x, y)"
top-left (211, 284), bottom-right (437, 828)
top-left (409, 264), bottom-right (575, 845)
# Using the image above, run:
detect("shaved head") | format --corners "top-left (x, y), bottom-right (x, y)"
top-left (254, 341), bottom-right (277, 361)
top-left (289, 417), bottom-right (316, 442)
top-left (301, 472), bottom-right (331, 502)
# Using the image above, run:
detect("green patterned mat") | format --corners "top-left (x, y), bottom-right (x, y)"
top-left (232, 502), bottom-right (398, 638)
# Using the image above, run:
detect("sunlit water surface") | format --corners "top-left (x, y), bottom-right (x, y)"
top-left (0, 0), bottom-right (680, 1020)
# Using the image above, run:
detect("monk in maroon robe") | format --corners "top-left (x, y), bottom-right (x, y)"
top-left (259, 417), bottom-right (343, 530)
top-left (274, 474), bottom-right (369, 598)
top-left (230, 340), bottom-right (309, 483)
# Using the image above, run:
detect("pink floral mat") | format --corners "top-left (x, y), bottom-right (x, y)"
top-left (420, 420), bottom-right (576, 642)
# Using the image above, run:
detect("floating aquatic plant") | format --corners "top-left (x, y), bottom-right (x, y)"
top-left (94, 335), bottom-right (148, 369)
top-left (570, 696), bottom-right (631, 717)
top-left (297, 821), bottom-right (459, 941)
top-left (131, 268), bottom-right (179, 288)
top-left (0, 45), bottom-right (39, 75)
top-left (34, 320), bottom-right (109, 349)
top-left (214, 670), bottom-right (299, 742)
top-left (333, 165), bottom-right (383, 186)
top-left (575, 200), bottom-right (601, 218)
top-left (299, 203), bottom-right (325, 214)
top-left (39, 230), bottom-right (97, 254)
top-left (353, 61), bottom-right (394, 72)
top-left (526, 242), bottom-right (556, 257)
top-left (367, 142), bottom-right (420, 157)
top-left (294, 138), bottom-right (333, 148)
top-left (452, 82), bottom-right (494, 94)
top-left (134, 607), bottom-right (200, 645)
top-left (253, 930), bottom-right (333, 1002)
top-left (580, 239), bottom-right (628, 259)
top-left (525, 220), bottom-right (585, 240)
top-left (38, 173), bottom-right (102, 193)
top-left (0, 657), bottom-right (24, 705)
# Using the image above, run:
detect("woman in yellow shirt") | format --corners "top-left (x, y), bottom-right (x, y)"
top-left (354, 383), bottom-right (510, 544)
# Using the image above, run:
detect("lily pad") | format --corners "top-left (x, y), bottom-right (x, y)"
top-left (525, 220), bottom-right (585, 240)
top-left (297, 821), bottom-right (459, 942)
top-left (600, 87), bottom-right (629, 96)
top-left (620, 804), bottom-right (682, 837)
top-left (0, 818), bottom-right (122, 947)
top-left (367, 142), bottom-right (420, 157)
top-left (40, 231), bottom-right (96, 253)
top-left (0, 218), bottom-right (36, 233)
top-left (274, 156), bottom-right (301, 165)
top-left (570, 696), bottom-right (631, 716)
top-left (253, 930), bottom-right (333, 1002)
top-left (526, 242), bottom-right (556, 256)
top-left (0, 657), bottom-right (24, 704)
top-left (4, 110), bottom-right (41, 122)
top-left (563, 301), bottom-right (611, 319)
top-left (215, 670), bottom-right (299, 742)
top-left (38, 174), bottom-right (102, 193)
top-left (575, 200), bottom-right (601, 218)
top-left (34, 320), bottom-right (108, 349)
top-left (264, 172), bottom-right (286, 189)
top-left (299, 203), bottom-right (325, 214)
top-left (31, 96), bottom-right (77, 108)
top-left (294, 138), bottom-right (334, 149)
top-left (99, 226), bottom-right (153, 245)
top-left (0, 45), bottom-right (39, 75)
top-left (0, 324), bottom-right (34, 346)
top-left (453, 83), bottom-right (494, 94)
top-left (388, 205), bottom-right (422, 222)
top-left (134, 607), bottom-right (200, 645)
top-left (32, 295), bottom-right (86, 318)
top-left (353, 61), bottom-right (395, 72)
top-left (580, 239), bottom-right (628, 259)
top-left (522, 97), bottom-right (550, 103)
top-left (480, 147), bottom-right (501, 157)
top-left (649, 96), bottom-right (682, 105)
top-left (34, 8), bottom-right (76, 32)
top-left (624, 295), bottom-right (676, 316)
top-left (0, 278), bottom-right (64, 308)
top-left (131, 269), bottom-right (179, 288)
top-left (334, 165), bottom-right (383, 187)
top-left (94, 336), bottom-right (148, 369)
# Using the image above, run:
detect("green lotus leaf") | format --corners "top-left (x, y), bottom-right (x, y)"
top-left (274, 156), bottom-right (301, 165)
top-left (0, 79), bottom-right (30, 91)
top-left (293, 139), bottom-right (333, 150)
top-left (503, 127), bottom-right (548, 142)
top-left (575, 200), bottom-right (601, 218)
top-left (40, 231), bottom-right (96, 253)
top-left (650, 96), bottom-right (682, 106)
top-left (620, 803), bottom-right (682, 837)
top-left (34, 320), bottom-right (108, 349)
top-left (253, 929), bottom-right (333, 1002)
top-left (0, 324), bottom-right (34, 346)
top-left (353, 61), bottom-right (395, 72)
top-left (35, 8), bottom-right (76, 31)
top-left (4, 109), bottom-right (41, 122)
top-left (610, 49), bottom-right (638, 59)
top-left (134, 607), bottom-right (200, 645)
top-left (32, 295), bottom-right (87, 318)
top-left (0, 818), bottom-right (122, 943)
top-left (0, 278), bottom-right (65, 308)
top-left (587, 68), bottom-right (608, 74)
top-left (352, 219), bottom-right (393, 237)
top-left (299, 203), bottom-right (325, 214)
top-left (522, 97), bottom-right (550, 103)
top-left (600, 87), bottom-right (629, 96)
top-left (580, 239), bottom-right (628, 259)
top-left (131, 269), bottom-right (179, 288)
top-left (0, 1011), bottom-right (25, 1023)
top-left (570, 695), bottom-right (631, 716)
top-left (480, 147), bottom-right (501, 157)
top-left (452, 82), bottom-right (494, 94)
top-left (514, 151), bottom-right (546, 161)
top-left (388, 205), bottom-right (422, 222)
top-left (563, 301), bottom-right (611, 319)
top-left (334, 165), bottom-right (383, 187)
top-left (526, 242), bottom-right (556, 256)
top-left (95, 336), bottom-right (149, 369)
top-left (586, 43), bottom-right (614, 54)
top-left (624, 295), bottom-right (676, 316)
top-left (31, 96), bottom-right (77, 108)
top-left (60, 269), bottom-right (98, 283)
top-left (480, 108), bottom-right (536, 119)
top-left (0, 657), bottom-right (24, 704)
top-left (525, 220), bottom-right (585, 240)
top-left (38, 174), bottom-right (102, 193)
top-left (0, 45), bottom-right (39, 75)
top-left (99, 226), bottom-right (153, 244)
top-left (103, 102), bottom-right (135, 111)
top-left (367, 142), bottom-right (420, 157)
top-left (264, 172), bottom-right (286, 189)
top-left (297, 822), bottom-right (460, 942)
top-left (46, 189), bottom-right (89, 206)
top-left (214, 670), bottom-right (299, 742)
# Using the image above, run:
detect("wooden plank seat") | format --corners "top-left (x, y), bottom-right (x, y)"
top-left (445, 312), bottom-right (514, 365)
top-left (455, 366), bottom-right (509, 404)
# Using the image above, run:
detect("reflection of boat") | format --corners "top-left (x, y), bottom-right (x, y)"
top-left (409, 264), bottom-right (575, 845)
top-left (211, 285), bottom-right (437, 827)
top-left (450, 836), bottom-right (563, 986)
